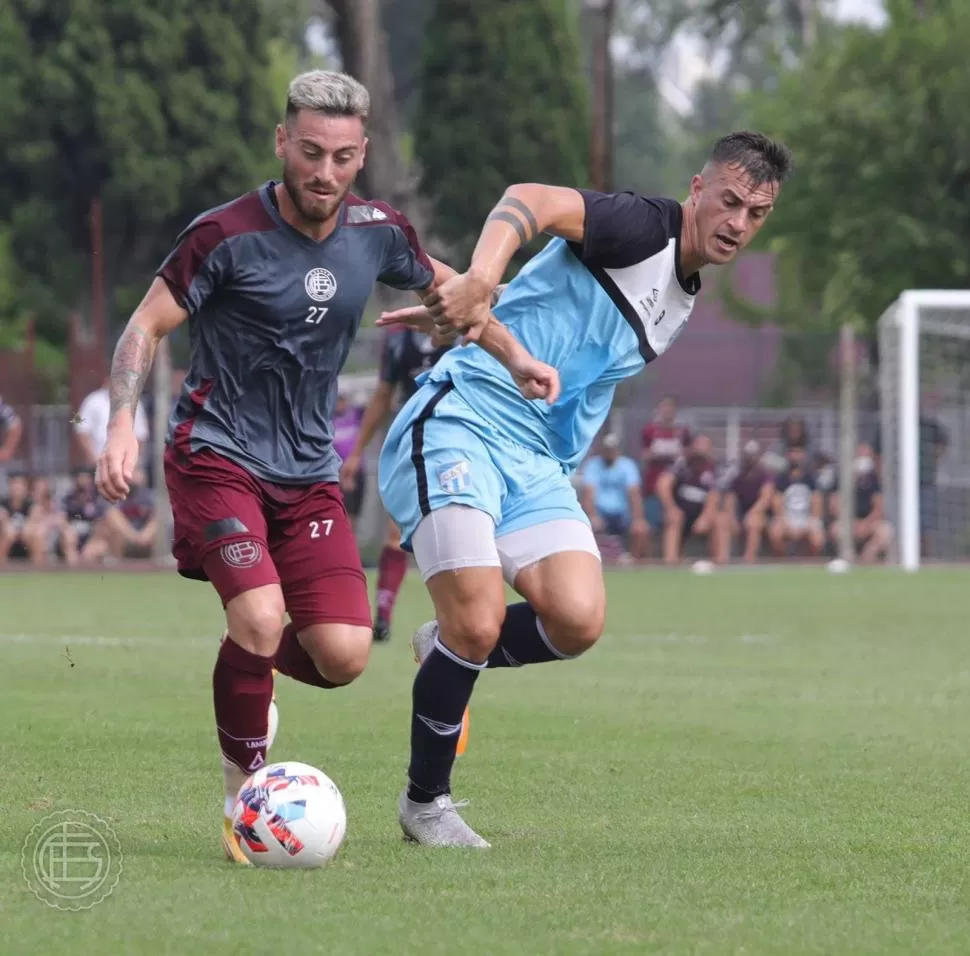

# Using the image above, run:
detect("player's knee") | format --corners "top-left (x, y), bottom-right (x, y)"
top-left (297, 624), bottom-right (371, 685)
top-left (322, 638), bottom-right (370, 685)
top-left (439, 601), bottom-right (505, 661)
top-left (226, 591), bottom-right (286, 655)
top-left (538, 590), bottom-right (605, 657)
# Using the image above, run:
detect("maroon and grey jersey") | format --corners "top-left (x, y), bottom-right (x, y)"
top-left (159, 181), bottom-right (434, 484)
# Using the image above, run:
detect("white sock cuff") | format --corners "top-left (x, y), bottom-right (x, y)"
top-left (433, 636), bottom-right (488, 671)
top-left (536, 617), bottom-right (578, 661)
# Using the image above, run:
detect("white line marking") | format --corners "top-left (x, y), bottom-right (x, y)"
top-left (0, 633), bottom-right (213, 648)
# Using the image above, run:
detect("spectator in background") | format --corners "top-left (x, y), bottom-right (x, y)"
top-left (0, 396), bottom-right (23, 481)
top-left (580, 433), bottom-right (648, 560)
top-left (780, 416), bottom-right (809, 451)
top-left (75, 375), bottom-right (150, 467)
top-left (101, 465), bottom-right (157, 558)
top-left (60, 467), bottom-right (112, 566)
top-left (0, 471), bottom-right (37, 563)
top-left (768, 445), bottom-right (824, 557)
top-left (24, 476), bottom-right (71, 567)
top-left (641, 396), bottom-right (691, 536)
top-left (812, 450), bottom-right (837, 494)
top-left (332, 392), bottom-right (365, 529)
top-left (655, 434), bottom-right (719, 565)
top-left (715, 439), bottom-right (773, 564)
top-left (828, 441), bottom-right (892, 563)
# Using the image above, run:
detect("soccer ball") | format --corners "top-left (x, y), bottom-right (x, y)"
top-left (231, 761), bottom-right (347, 868)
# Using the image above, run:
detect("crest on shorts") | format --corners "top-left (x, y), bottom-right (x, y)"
top-left (221, 540), bottom-right (263, 569)
top-left (304, 267), bottom-right (337, 303)
top-left (437, 460), bottom-right (471, 495)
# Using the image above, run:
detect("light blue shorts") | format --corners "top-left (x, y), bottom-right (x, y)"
top-left (378, 382), bottom-right (588, 551)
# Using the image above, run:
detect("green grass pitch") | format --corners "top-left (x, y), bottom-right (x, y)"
top-left (2, 567), bottom-right (970, 954)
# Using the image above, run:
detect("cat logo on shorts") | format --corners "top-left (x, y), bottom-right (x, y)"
top-left (221, 540), bottom-right (264, 569)
top-left (438, 460), bottom-right (471, 495)
top-left (304, 267), bottom-right (337, 303)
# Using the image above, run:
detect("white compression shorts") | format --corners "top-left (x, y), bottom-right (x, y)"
top-left (410, 504), bottom-right (601, 584)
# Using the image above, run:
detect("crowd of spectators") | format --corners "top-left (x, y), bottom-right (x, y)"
top-left (0, 382), bottom-right (950, 569)
top-left (578, 397), bottom-right (903, 566)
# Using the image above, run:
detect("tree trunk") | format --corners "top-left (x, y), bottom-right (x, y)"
top-left (798, 0), bottom-right (817, 49)
top-left (587, 0), bottom-right (616, 192)
top-left (325, 0), bottom-right (416, 217)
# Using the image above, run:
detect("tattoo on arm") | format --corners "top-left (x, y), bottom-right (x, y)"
top-left (109, 326), bottom-right (157, 421)
top-left (486, 211), bottom-right (532, 245)
top-left (501, 197), bottom-right (539, 237)
top-left (485, 198), bottom-right (540, 246)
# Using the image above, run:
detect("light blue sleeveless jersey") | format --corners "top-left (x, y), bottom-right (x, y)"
top-left (379, 190), bottom-right (703, 548)
top-left (422, 193), bottom-right (700, 471)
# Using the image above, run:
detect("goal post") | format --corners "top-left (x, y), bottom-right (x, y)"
top-left (878, 290), bottom-right (970, 570)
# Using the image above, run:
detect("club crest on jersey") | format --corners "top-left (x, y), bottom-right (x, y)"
top-left (221, 540), bottom-right (264, 569)
top-left (438, 460), bottom-right (471, 494)
top-left (305, 267), bottom-right (337, 303)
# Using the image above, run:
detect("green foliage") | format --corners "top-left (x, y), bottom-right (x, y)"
top-left (746, 0), bottom-right (970, 336)
top-left (0, 0), bottom-right (290, 355)
top-left (415, 0), bottom-right (589, 269)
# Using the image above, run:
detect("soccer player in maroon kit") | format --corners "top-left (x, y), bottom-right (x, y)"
top-left (95, 70), bottom-right (558, 863)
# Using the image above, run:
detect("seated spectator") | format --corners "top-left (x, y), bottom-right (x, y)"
top-left (75, 375), bottom-right (150, 467)
top-left (24, 476), bottom-right (71, 567)
top-left (102, 466), bottom-right (157, 558)
top-left (812, 450), bottom-right (837, 494)
top-left (715, 440), bottom-right (773, 563)
top-left (655, 434), bottom-right (719, 565)
top-left (640, 397), bottom-right (691, 537)
top-left (828, 442), bottom-right (893, 563)
top-left (60, 467), bottom-right (112, 566)
top-left (768, 446), bottom-right (824, 557)
top-left (580, 434), bottom-right (648, 559)
top-left (0, 472), bottom-right (38, 563)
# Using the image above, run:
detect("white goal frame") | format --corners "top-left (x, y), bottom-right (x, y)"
top-left (878, 290), bottom-right (970, 571)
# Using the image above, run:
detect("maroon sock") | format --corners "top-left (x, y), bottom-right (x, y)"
top-left (213, 635), bottom-right (274, 773)
top-left (273, 623), bottom-right (339, 689)
top-left (376, 546), bottom-right (408, 623)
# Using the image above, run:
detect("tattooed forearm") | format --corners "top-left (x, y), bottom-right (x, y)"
top-left (485, 197), bottom-right (539, 247)
top-left (109, 325), bottom-right (157, 421)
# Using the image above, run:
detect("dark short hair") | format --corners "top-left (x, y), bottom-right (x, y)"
top-left (709, 131), bottom-right (793, 185)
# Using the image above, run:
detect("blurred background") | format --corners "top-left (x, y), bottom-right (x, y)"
top-left (0, 0), bottom-right (968, 570)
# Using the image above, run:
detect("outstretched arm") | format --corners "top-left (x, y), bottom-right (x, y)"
top-left (423, 187), bottom-right (587, 341)
top-left (376, 296), bottom-right (561, 405)
top-left (97, 279), bottom-right (188, 501)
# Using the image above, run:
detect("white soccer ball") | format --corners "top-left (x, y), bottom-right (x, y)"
top-left (826, 558), bottom-right (851, 574)
top-left (231, 761), bottom-right (346, 868)
top-left (692, 559), bottom-right (715, 575)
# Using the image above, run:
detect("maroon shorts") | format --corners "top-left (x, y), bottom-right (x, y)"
top-left (164, 444), bottom-right (370, 630)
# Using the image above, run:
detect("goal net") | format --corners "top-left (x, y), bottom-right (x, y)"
top-left (878, 291), bottom-right (970, 569)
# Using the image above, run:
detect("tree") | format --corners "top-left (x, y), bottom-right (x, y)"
top-left (0, 0), bottom-right (285, 349)
top-left (415, 0), bottom-right (589, 268)
top-left (381, 0), bottom-right (435, 119)
top-left (743, 0), bottom-right (970, 337)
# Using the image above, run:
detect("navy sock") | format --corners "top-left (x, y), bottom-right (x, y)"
top-left (486, 602), bottom-right (572, 668)
top-left (407, 640), bottom-right (484, 803)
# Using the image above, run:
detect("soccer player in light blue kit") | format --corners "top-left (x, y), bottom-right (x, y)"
top-left (379, 132), bottom-right (792, 847)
